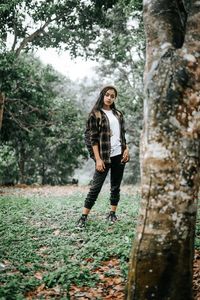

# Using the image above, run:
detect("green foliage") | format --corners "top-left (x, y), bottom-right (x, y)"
top-left (1, 53), bottom-right (55, 136)
top-left (0, 0), bottom-right (142, 57)
top-left (0, 145), bottom-right (18, 184)
top-left (0, 0), bottom-right (145, 185)
top-left (0, 188), bottom-right (140, 298)
top-left (0, 54), bottom-right (86, 184)
top-left (95, 0), bottom-right (144, 63)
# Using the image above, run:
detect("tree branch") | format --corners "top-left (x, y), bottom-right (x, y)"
top-left (6, 97), bottom-right (40, 113)
top-left (15, 18), bottom-right (52, 56)
top-left (4, 105), bottom-right (58, 131)
top-left (11, 17), bottom-right (18, 51)
top-left (5, 109), bottom-right (31, 133)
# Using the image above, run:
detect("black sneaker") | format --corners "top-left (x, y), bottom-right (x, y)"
top-left (106, 211), bottom-right (118, 224)
top-left (76, 215), bottom-right (87, 229)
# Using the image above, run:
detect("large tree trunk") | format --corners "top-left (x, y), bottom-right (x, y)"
top-left (127, 1), bottom-right (200, 299)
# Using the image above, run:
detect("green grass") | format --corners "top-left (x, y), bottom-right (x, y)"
top-left (0, 188), bottom-right (139, 299)
top-left (0, 188), bottom-right (199, 299)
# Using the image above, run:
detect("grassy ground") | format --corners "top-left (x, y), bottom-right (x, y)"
top-left (0, 185), bottom-right (140, 299)
top-left (0, 185), bottom-right (199, 299)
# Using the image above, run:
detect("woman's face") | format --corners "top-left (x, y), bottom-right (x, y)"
top-left (103, 89), bottom-right (116, 110)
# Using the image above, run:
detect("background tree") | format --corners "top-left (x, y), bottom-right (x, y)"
top-left (127, 0), bottom-right (200, 299)
top-left (0, 55), bottom-right (86, 184)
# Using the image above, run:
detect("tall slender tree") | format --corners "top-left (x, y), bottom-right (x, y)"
top-left (127, 0), bottom-right (200, 299)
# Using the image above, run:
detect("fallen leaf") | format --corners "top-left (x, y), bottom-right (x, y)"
top-left (0, 263), bottom-right (6, 270)
top-left (39, 246), bottom-right (49, 252)
top-left (113, 277), bottom-right (122, 285)
top-left (36, 283), bottom-right (45, 292)
top-left (114, 284), bottom-right (124, 292)
top-left (53, 286), bottom-right (61, 293)
top-left (53, 229), bottom-right (60, 236)
top-left (34, 272), bottom-right (43, 280)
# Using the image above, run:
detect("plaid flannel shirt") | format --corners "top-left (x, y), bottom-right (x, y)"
top-left (88, 109), bottom-right (127, 164)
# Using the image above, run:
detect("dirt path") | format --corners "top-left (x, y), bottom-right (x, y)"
top-left (0, 184), bottom-right (140, 198)
top-left (0, 184), bottom-right (89, 197)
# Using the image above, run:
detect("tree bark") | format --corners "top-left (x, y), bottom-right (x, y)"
top-left (18, 145), bottom-right (26, 184)
top-left (0, 92), bottom-right (5, 130)
top-left (127, 0), bottom-right (200, 299)
top-left (41, 162), bottom-right (47, 185)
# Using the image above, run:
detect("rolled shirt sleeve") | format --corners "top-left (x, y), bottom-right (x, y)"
top-left (88, 115), bottom-right (100, 146)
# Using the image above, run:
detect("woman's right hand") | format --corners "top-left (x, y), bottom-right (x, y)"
top-left (96, 159), bottom-right (106, 172)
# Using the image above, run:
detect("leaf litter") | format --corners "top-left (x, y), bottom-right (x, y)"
top-left (69, 257), bottom-right (125, 300)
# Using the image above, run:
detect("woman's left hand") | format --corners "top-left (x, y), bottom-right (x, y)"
top-left (121, 148), bottom-right (129, 163)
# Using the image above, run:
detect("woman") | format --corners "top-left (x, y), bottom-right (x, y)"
top-left (77, 85), bottom-right (129, 228)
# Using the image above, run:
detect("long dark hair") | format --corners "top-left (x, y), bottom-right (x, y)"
top-left (90, 85), bottom-right (118, 115)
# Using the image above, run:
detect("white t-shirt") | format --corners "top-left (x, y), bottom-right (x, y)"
top-left (102, 109), bottom-right (122, 157)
